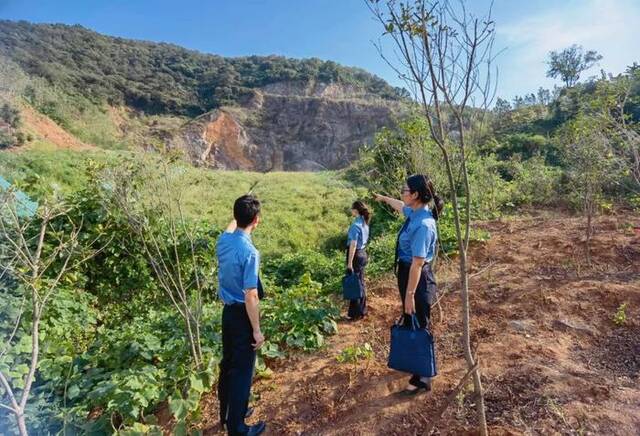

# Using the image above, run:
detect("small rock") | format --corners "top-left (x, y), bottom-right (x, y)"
top-left (509, 319), bottom-right (536, 333)
top-left (552, 319), bottom-right (596, 336)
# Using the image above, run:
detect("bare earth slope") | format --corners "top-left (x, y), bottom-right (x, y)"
top-left (199, 212), bottom-right (640, 435)
top-left (19, 105), bottom-right (95, 151)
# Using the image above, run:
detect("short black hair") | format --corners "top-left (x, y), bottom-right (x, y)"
top-left (234, 195), bottom-right (261, 228)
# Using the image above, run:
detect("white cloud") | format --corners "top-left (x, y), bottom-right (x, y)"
top-left (495, 0), bottom-right (640, 99)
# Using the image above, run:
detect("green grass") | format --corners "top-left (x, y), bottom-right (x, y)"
top-left (179, 169), bottom-right (367, 255)
top-left (0, 144), bottom-right (109, 195)
top-left (0, 148), bottom-right (368, 256)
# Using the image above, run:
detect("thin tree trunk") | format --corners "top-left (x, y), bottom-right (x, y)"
top-left (183, 308), bottom-right (201, 369)
top-left (459, 250), bottom-right (487, 435)
top-left (16, 412), bottom-right (28, 436)
top-left (586, 200), bottom-right (593, 265)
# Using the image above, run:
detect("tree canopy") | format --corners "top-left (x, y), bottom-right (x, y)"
top-left (546, 44), bottom-right (603, 88)
top-left (0, 20), bottom-right (403, 116)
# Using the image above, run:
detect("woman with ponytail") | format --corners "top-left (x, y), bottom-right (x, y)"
top-left (374, 174), bottom-right (444, 394)
top-left (345, 200), bottom-right (371, 320)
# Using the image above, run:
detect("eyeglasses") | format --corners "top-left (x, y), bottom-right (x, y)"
top-left (400, 187), bottom-right (411, 195)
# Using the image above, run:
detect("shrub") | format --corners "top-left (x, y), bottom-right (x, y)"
top-left (509, 155), bottom-right (562, 206)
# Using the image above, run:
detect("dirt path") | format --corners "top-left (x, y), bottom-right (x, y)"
top-left (200, 212), bottom-right (640, 435)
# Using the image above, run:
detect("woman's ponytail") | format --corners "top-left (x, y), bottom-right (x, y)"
top-left (406, 174), bottom-right (445, 221)
top-left (432, 193), bottom-right (444, 221)
top-left (352, 200), bottom-right (372, 225)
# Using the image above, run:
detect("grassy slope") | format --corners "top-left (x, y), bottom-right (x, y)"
top-left (0, 147), bottom-right (367, 256)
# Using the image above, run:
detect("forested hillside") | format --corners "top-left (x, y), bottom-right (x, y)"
top-left (0, 20), bottom-right (402, 116)
top-left (0, 21), bottom-right (404, 169)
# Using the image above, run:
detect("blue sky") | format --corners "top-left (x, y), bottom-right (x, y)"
top-left (1, 0), bottom-right (639, 102)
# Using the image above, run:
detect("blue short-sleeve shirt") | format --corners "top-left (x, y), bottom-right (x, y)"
top-left (347, 216), bottom-right (369, 249)
top-left (397, 206), bottom-right (437, 263)
top-left (216, 229), bottom-right (260, 305)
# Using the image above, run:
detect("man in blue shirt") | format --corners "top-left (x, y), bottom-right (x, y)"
top-left (217, 195), bottom-right (266, 436)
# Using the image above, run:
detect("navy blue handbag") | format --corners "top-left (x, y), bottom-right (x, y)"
top-left (342, 272), bottom-right (362, 300)
top-left (387, 314), bottom-right (437, 377)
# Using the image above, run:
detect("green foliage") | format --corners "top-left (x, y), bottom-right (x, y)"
top-left (508, 156), bottom-right (562, 207)
top-left (546, 45), bottom-right (602, 88)
top-left (360, 115), bottom-right (514, 219)
top-left (261, 273), bottom-right (339, 352)
top-left (0, 101), bottom-right (20, 127)
top-left (0, 153), bottom-right (367, 433)
top-left (0, 146), bottom-right (111, 196)
top-left (0, 21), bottom-right (402, 117)
top-left (0, 150), bottom-right (360, 257)
top-left (613, 303), bottom-right (628, 327)
top-left (263, 249), bottom-right (344, 290)
top-left (491, 133), bottom-right (561, 166)
top-left (336, 343), bottom-right (373, 364)
top-left (0, 100), bottom-right (23, 149)
top-left (365, 222), bottom-right (399, 276)
top-left (0, 129), bottom-right (17, 148)
top-left (557, 113), bottom-right (622, 212)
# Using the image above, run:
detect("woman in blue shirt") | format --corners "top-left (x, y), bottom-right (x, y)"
top-left (346, 200), bottom-right (371, 320)
top-left (374, 174), bottom-right (444, 395)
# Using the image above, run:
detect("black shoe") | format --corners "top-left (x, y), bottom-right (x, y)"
top-left (409, 377), bottom-right (432, 390)
top-left (221, 408), bottom-right (255, 430)
top-left (399, 378), bottom-right (431, 396)
top-left (245, 407), bottom-right (254, 419)
top-left (247, 421), bottom-right (266, 436)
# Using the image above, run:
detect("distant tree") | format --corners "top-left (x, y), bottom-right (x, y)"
top-left (494, 98), bottom-right (512, 115)
top-left (591, 70), bottom-right (640, 192)
top-left (523, 93), bottom-right (537, 106)
top-left (559, 114), bottom-right (620, 263)
top-left (0, 102), bottom-right (21, 128)
top-left (536, 87), bottom-right (552, 106)
top-left (513, 95), bottom-right (525, 109)
top-left (546, 45), bottom-right (603, 88)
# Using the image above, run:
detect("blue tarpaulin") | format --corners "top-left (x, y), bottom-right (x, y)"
top-left (0, 175), bottom-right (38, 217)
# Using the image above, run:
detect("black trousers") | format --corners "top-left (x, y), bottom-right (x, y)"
top-left (397, 261), bottom-right (437, 380)
top-left (346, 248), bottom-right (368, 318)
top-left (218, 303), bottom-right (256, 436)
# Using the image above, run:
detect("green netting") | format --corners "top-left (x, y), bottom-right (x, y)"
top-left (0, 175), bottom-right (38, 217)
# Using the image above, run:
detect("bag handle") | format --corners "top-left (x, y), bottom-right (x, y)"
top-left (396, 313), bottom-right (420, 330)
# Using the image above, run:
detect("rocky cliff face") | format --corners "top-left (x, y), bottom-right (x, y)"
top-left (168, 82), bottom-right (400, 171)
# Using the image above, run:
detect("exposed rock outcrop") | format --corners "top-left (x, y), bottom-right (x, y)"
top-left (169, 82), bottom-right (400, 171)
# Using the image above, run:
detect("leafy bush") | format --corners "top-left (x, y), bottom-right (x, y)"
top-left (262, 273), bottom-right (339, 352)
top-left (336, 343), bottom-right (373, 364)
top-left (613, 303), bottom-right (628, 327)
top-left (361, 115), bottom-right (514, 219)
top-left (263, 249), bottom-right (344, 290)
top-left (494, 133), bottom-right (561, 165)
top-left (509, 156), bottom-right (562, 207)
